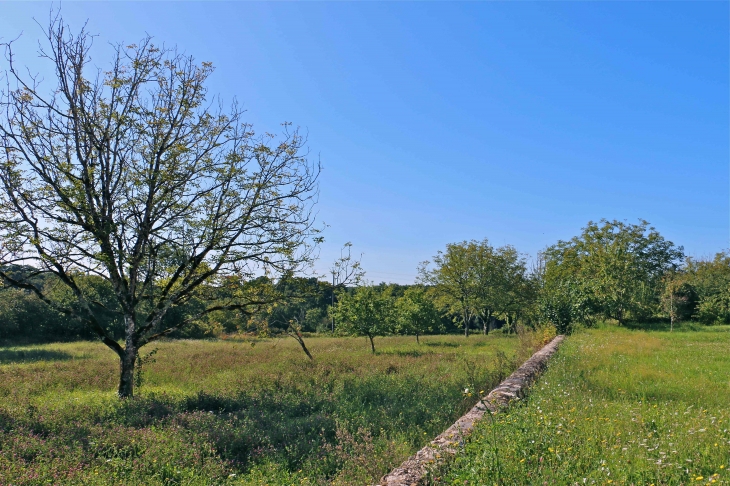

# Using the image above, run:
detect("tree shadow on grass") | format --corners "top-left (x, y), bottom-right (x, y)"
top-left (623, 321), bottom-right (717, 332)
top-left (378, 349), bottom-right (431, 357)
top-left (0, 349), bottom-right (74, 364)
top-left (423, 341), bottom-right (459, 348)
top-left (95, 372), bottom-right (475, 478)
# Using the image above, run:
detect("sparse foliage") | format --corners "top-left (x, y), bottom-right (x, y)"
top-left (0, 17), bottom-right (320, 397)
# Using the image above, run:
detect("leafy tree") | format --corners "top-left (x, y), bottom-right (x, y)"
top-left (0, 19), bottom-right (320, 397)
top-left (543, 219), bottom-right (683, 326)
top-left (328, 242), bottom-right (365, 333)
top-left (661, 271), bottom-right (697, 331)
top-left (330, 285), bottom-right (395, 353)
top-left (683, 252), bottom-right (730, 323)
top-left (471, 243), bottom-right (529, 334)
top-left (419, 239), bottom-right (530, 336)
top-left (418, 241), bottom-right (480, 337)
top-left (537, 278), bottom-right (588, 335)
top-left (395, 286), bottom-right (441, 343)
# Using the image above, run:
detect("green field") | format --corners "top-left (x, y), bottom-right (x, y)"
top-left (0, 333), bottom-right (526, 485)
top-left (439, 326), bottom-right (730, 485)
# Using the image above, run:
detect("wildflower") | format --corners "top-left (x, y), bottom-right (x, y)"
top-left (696, 477), bottom-right (704, 481)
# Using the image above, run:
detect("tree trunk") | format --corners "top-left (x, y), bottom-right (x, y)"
top-left (118, 345), bottom-right (136, 398)
top-left (293, 334), bottom-right (314, 360)
top-left (416, 333), bottom-right (420, 344)
top-left (118, 314), bottom-right (137, 398)
top-left (369, 335), bottom-right (376, 354)
top-left (463, 310), bottom-right (469, 337)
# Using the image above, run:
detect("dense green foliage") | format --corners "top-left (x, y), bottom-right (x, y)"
top-left (539, 219), bottom-right (684, 330)
top-left (418, 239), bottom-right (532, 336)
top-left (3, 219), bottom-right (729, 350)
top-left (682, 252), bottom-right (730, 324)
top-left (0, 334), bottom-right (523, 485)
top-left (439, 326), bottom-right (730, 485)
top-left (0, 270), bottom-right (285, 344)
top-left (329, 285), bottom-right (395, 353)
top-left (395, 286), bottom-right (443, 343)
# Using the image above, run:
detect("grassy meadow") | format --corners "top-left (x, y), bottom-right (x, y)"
top-left (438, 325), bottom-right (730, 485)
top-left (0, 333), bottom-right (528, 485)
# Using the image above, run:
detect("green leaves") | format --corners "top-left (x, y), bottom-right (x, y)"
top-left (542, 219), bottom-right (684, 326)
top-left (418, 239), bottom-right (530, 335)
top-left (394, 286), bottom-right (441, 339)
top-left (330, 286), bottom-right (395, 352)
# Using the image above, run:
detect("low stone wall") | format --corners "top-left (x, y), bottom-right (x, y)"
top-left (379, 335), bottom-right (565, 486)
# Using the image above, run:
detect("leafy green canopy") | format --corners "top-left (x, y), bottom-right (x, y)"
top-left (418, 239), bottom-right (531, 336)
top-left (330, 285), bottom-right (395, 353)
top-left (394, 286), bottom-right (442, 342)
top-left (541, 219), bottom-right (683, 328)
top-left (682, 252), bottom-right (730, 323)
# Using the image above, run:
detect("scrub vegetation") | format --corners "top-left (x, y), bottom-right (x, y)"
top-left (438, 326), bottom-right (730, 485)
top-left (0, 333), bottom-right (527, 485)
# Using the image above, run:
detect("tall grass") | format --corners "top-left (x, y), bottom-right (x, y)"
top-left (438, 326), bottom-right (730, 485)
top-left (0, 333), bottom-right (521, 485)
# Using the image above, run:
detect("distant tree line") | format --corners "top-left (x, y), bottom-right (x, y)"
top-left (4, 218), bottom-right (727, 348)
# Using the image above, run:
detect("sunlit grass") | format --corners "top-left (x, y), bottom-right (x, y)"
top-left (438, 326), bottom-right (730, 485)
top-left (0, 333), bottom-right (521, 485)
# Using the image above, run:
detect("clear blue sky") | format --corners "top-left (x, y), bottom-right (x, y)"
top-left (2, 2), bottom-right (727, 284)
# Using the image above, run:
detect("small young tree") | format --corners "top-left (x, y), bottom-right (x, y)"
top-left (328, 242), bottom-right (365, 332)
top-left (395, 286), bottom-right (441, 343)
top-left (661, 272), bottom-right (697, 331)
top-left (0, 17), bottom-right (320, 397)
top-left (330, 285), bottom-right (394, 353)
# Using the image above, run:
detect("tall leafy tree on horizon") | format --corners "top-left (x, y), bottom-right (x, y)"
top-left (419, 239), bottom-right (530, 336)
top-left (418, 241), bottom-right (480, 337)
top-left (543, 219), bottom-right (683, 326)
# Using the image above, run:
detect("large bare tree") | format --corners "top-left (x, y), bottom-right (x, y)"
top-left (0, 17), bottom-right (320, 397)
